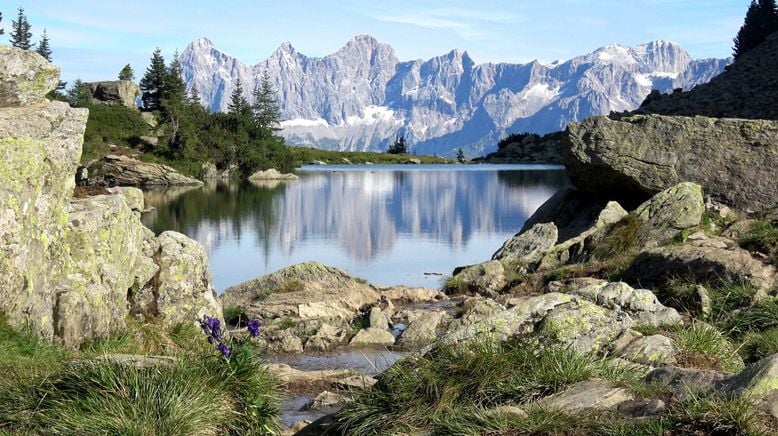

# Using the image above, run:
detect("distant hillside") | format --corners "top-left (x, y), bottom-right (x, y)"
top-left (630, 32), bottom-right (778, 120)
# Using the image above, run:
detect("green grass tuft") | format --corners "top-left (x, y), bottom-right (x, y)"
top-left (672, 322), bottom-right (744, 373)
top-left (739, 220), bottom-right (778, 265)
top-left (592, 214), bottom-right (641, 260)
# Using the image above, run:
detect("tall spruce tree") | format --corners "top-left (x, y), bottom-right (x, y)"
top-left (139, 48), bottom-right (167, 110)
top-left (118, 64), bottom-right (135, 81)
top-left (251, 71), bottom-right (282, 138)
top-left (67, 79), bottom-right (92, 107)
top-left (228, 78), bottom-right (250, 116)
top-left (1, 11), bottom-right (5, 35)
top-left (36, 29), bottom-right (52, 61)
top-left (734, 0), bottom-right (778, 60)
top-left (160, 53), bottom-right (192, 152)
top-left (10, 7), bottom-right (32, 50)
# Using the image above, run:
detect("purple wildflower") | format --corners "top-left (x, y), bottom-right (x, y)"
top-left (247, 319), bottom-right (261, 337)
top-left (216, 342), bottom-right (231, 359)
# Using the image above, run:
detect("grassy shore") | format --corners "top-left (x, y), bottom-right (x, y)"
top-left (0, 317), bottom-right (281, 435)
top-left (288, 146), bottom-right (451, 166)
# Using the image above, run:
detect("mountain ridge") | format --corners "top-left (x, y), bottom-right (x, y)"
top-left (180, 35), bottom-right (729, 156)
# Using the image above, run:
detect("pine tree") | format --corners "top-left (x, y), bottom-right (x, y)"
top-left (67, 79), bottom-right (92, 107)
top-left (10, 7), bottom-right (33, 50)
top-left (118, 64), bottom-right (135, 81)
top-left (456, 148), bottom-right (466, 162)
top-left (1, 11), bottom-right (5, 35)
top-left (228, 78), bottom-right (250, 115)
top-left (251, 70), bottom-right (282, 137)
top-left (139, 48), bottom-right (167, 110)
top-left (733, 0), bottom-right (778, 60)
top-left (387, 135), bottom-right (407, 154)
top-left (36, 29), bottom-right (52, 61)
top-left (160, 53), bottom-right (192, 152)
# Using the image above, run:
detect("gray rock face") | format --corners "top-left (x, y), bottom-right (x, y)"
top-left (180, 36), bottom-right (727, 157)
top-left (349, 328), bottom-right (395, 347)
top-left (565, 114), bottom-right (778, 213)
top-left (448, 260), bottom-right (506, 296)
top-left (0, 46), bottom-right (60, 107)
top-left (625, 239), bottom-right (777, 297)
top-left (492, 222), bottom-right (558, 265)
top-left (644, 366), bottom-right (732, 400)
top-left (397, 310), bottom-right (446, 348)
top-left (86, 80), bottom-right (140, 108)
top-left (81, 155), bottom-right (203, 187)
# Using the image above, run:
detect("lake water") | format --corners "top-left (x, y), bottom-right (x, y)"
top-left (142, 164), bottom-right (567, 292)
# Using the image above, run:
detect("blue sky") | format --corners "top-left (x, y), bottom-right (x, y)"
top-left (1, 0), bottom-right (750, 84)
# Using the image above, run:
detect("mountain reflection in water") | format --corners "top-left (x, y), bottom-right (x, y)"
top-left (142, 165), bottom-right (567, 291)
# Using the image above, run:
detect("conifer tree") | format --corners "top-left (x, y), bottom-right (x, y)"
top-left (118, 64), bottom-right (135, 81)
top-left (36, 29), bottom-right (52, 61)
top-left (734, 0), bottom-right (778, 60)
top-left (140, 48), bottom-right (167, 110)
top-left (66, 79), bottom-right (92, 107)
top-left (251, 71), bottom-right (282, 138)
top-left (1, 11), bottom-right (5, 35)
top-left (10, 7), bottom-right (32, 50)
top-left (160, 53), bottom-right (191, 151)
top-left (228, 78), bottom-right (250, 116)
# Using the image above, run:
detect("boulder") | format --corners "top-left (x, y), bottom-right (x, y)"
top-left (56, 194), bottom-right (153, 348)
top-left (449, 298), bottom-right (506, 329)
top-left (262, 329), bottom-right (304, 354)
top-left (448, 260), bottom-right (506, 296)
top-left (722, 353), bottom-right (778, 418)
top-left (86, 80), bottom-right (140, 108)
top-left (0, 46), bottom-right (59, 107)
top-left (519, 188), bottom-right (614, 243)
top-left (632, 182), bottom-right (704, 248)
top-left (624, 241), bottom-right (777, 298)
top-left (304, 323), bottom-right (347, 352)
top-left (565, 114), bottom-right (778, 213)
top-left (82, 155), bottom-right (203, 187)
top-left (379, 286), bottom-right (446, 304)
top-left (367, 307), bottom-right (389, 330)
top-left (537, 201), bottom-right (628, 269)
top-left (305, 391), bottom-right (351, 411)
top-left (248, 168), bottom-right (299, 181)
top-left (616, 334), bottom-right (676, 366)
top-left (397, 311), bottom-right (446, 348)
top-left (201, 162), bottom-right (218, 180)
top-left (349, 328), bottom-right (395, 347)
top-left (266, 363), bottom-right (357, 385)
top-left (538, 379), bottom-right (634, 412)
top-left (132, 231), bottom-right (223, 329)
top-left (492, 222), bottom-right (558, 265)
top-left (221, 262), bottom-right (381, 322)
top-left (106, 187), bottom-right (145, 213)
top-left (644, 366), bottom-right (732, 400)
top-left (0, 48), bottom-right (89, 341)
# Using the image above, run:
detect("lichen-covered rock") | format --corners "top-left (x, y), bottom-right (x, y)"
top-left (448, 260), bottom-right (506, 296)
top-left (449, 297), bottom-right (506, 330)
top-left (106, 187), bottom-right (145, 213)
top-left (723, 353), bottom-right (778, 402)
top-left (248, 168), bottom-right (299, 181)
top-left (644, 366), bottom-right (731, 400)
top-left (379, 286), bottom-right (446, 304)
top-left (492, 222), bottom-right (558, 265)
top-left (55, 194), bottom-right (150, 347)
top-left (85, 80), bottom-right (140, 108)
top-left (137, 231), bottom-right (223, 329)
top-left (0, 97), bottom-right (87, 340)
top-left (616, 334), bottom-right (676, 366)
top-left (367, 306), bottom-right (389, 330)
top-left (0, 46), bottom-right (60, 107)
top-left (538, 379), bottom-right (634, 412)
top-left (565, 114), bottom-right (778, 213)
top-left (632, 182), bottom-right (704, 248)
top-left (222, 262), bottom-right (381, 322)
top-left (82, 154), bottom-right (203, 187)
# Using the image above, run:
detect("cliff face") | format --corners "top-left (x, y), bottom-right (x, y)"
top-left (0, 46), bottom-right (222, 348)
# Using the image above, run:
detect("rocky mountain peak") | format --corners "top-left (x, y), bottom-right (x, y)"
top-left (180, 35), bottom-right (729, 156)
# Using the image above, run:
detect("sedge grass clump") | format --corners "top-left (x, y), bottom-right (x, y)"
top-left (739, 219), bottom-right (778, 265)
top-left (672, 322), bottom-right (744, 373)
top-left (338, 339), bottom-right (634, 434)
top-left (738, 328), bottom-right (778, 364)
top-left (725, 298), bottom-right (778, 337)
top-left (667, 391), bottom-right (770, 436)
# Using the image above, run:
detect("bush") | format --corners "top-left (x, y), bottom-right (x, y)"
top-left (82, 104), bottom-right (150, 161)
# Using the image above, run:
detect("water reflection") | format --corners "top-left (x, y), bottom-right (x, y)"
top-left (142, 165), bottom-right (567, 291)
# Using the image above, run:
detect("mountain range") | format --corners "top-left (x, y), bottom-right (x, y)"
top-left (180, 35), bottom-right (729, 156)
